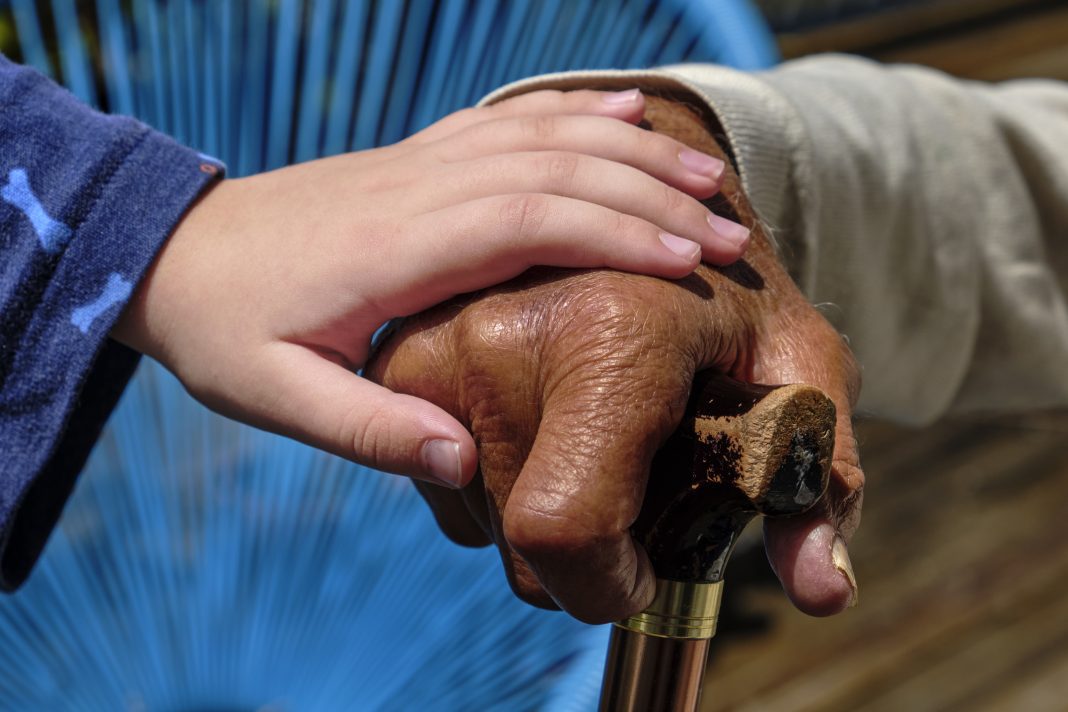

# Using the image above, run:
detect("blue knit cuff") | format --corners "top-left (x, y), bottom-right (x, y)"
top-left (0, 122), bottom-right (222, 589)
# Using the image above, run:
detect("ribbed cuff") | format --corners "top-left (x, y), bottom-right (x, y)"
top-left (0, 123), bottom-right (222, 590)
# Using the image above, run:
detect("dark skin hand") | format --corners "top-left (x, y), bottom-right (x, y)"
top-left (367, 94), bottom-right (863, 624)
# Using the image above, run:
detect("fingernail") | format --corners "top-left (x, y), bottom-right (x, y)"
top-left (831, 535), bottom-right (858, 608)
top-left (678, 148), bottom-right (725, 180)
top-left (707, 212), bottom-right (751, 248)
top-left (602, 88), bottom-right (641, 105)
top-left (659, 231), bottom-right (700, 261)
top-left (423, 439), bottom-right (463, 488)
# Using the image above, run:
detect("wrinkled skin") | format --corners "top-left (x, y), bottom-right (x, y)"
top-left (367, 95), bottom-right (863, 624)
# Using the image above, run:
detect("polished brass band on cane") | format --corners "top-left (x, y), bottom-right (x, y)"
top-left (615, 579), bottom-right (724, 640)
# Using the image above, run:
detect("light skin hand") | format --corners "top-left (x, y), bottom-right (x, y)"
top-left (111, 89), bottom-right (752, 489)
top-left (366, 95), bottom-right (864, 624)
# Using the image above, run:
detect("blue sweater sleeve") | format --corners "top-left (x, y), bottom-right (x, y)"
top-left (0, 55), bottom-right (222, 590)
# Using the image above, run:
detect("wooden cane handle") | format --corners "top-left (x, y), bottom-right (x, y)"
top-left (633, 374), bottom-right (836, 583)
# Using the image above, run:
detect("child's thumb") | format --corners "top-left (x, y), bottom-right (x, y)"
top-left (256, 345), bottom-right (477, 488)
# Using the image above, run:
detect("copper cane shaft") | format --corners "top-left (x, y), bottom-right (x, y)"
top-left (600, 628), bottom-right (710, 712)
top-left (597, 377), bottom-right (836, 712)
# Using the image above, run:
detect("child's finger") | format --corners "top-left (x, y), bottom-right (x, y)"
top-left (374, 193), bottom-right (741, 319)
top-left (405, 89), bottom-right (646, 145)
top-left (428, 114), bottom-right (726, 199)
top-left (253, 344), bottom-right (479, 488)
top-left (416, 150), bottom-right (746, 259)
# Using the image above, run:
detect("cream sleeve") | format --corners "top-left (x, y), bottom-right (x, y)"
top-left (484, 56), bottom-right (1068, 424)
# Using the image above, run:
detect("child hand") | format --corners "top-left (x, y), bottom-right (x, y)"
top-left (113, 89), bottom-right (751, 488)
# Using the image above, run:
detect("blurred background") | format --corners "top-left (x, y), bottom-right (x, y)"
top-left (0, 1), bottom-right (1065, 710)
top-left (706, 2), bottom-right (1068, 711)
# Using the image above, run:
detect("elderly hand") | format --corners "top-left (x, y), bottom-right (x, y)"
top-left (113, 89), bottom-right (751, 488)
top-left (368, 96), bottom-right (863, 623)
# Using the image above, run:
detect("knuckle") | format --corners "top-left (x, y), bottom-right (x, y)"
top-left (632, 124), bottom-right (659, 155)
top-left (548, 274), bottom-right (695, 366)
top-left (368, 319), bottom-right (455, 394)
top-left (497, 193), bottom-right (548, 243)
top-left (449, 287), bottom-right (551, 362)
top-left (806, 311), bottom-right (863, 407)
top-left (344, 401), bottom-right (393, 467)
top-left (829, 472), bottom-right (864, 538)
top-left (661, 183), bottom-right (688, 215)
top-left (541, 151), bottom-right (581, 190)
top-left (831, 418), bottom-right (864, 490)
top-left (838, 458), bottom-right (865, 492)
top-left (521, 114), bottom-right (558, 142)
top-left (458, 308), bottom-right (529, 355)
top-left (417, 107), bottom-right (481, 144)
top-left (612, 210), bottom-right (638, 243)
top-left (503, 499), bottom-right (608, 560)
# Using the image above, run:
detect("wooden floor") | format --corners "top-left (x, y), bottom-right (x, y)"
top-left (703, 414), bottom-right (1068, 711)
top-left (778, 0), bottom-right (1068, 82)
top-left (701, 4), bottom-right (1068, 710)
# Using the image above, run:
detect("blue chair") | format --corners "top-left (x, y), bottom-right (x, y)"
top-left (0, 2), bottom-right (778, 709)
